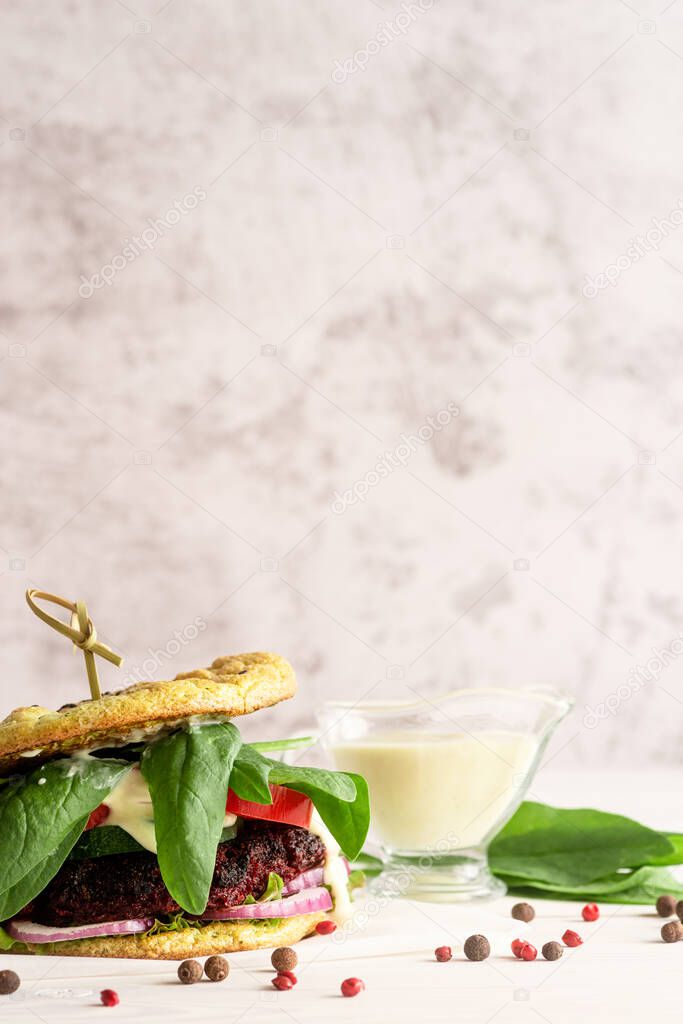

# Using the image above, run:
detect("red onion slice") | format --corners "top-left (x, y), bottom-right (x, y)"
top-left (282, 857), bottom-right (350, 896)
top-left (282, 867), bottom-right (325, 895)
top-left (201, 885), bottom-right (332, 920)
top-left (7, 917), bottom-right (154, 944)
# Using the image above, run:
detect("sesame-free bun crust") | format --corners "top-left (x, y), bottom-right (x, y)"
top-left (8, 912), bottom-right (325, 960)
top-left (0, 653), bottom-right (295, 773)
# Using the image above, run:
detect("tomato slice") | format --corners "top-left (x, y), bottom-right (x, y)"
top-left (85, 804), bottom-right (111, 830)
top-left (226, 784), bottom-right (312, 828)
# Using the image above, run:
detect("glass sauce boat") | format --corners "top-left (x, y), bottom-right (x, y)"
top-left (317, 687), bottom-right (572, 902)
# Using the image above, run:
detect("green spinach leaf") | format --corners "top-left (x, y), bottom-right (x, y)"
top-left (230, 746), bottom-right (369, 860)
top-left (141, 722), bottom-right (242, 915)
top-left (250, 736), bottom-right (315, 753)
top-left (489, 802), bottom-right (673, 886)
top-left (268, 762), bottom-right (369, 860)
top-left (650, 833), bottom-right (683, 866)
top-left (497, 865), bottom-right (683, 904)
top-left (0, 818), bottom-right (87, 921)
top-left (0, 756), bottom-right (131, 919)
top-left (230, 744), bottom-right (273, 803)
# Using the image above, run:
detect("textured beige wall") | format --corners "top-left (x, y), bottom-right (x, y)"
top-left (2, 1), bottom-right (683, 764)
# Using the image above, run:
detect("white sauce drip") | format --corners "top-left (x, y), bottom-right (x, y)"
top-left (103, 767), bottom-right (236, 854)
top-left (104, 767), bottom-right (157, 852)
top-left (307, 809), bottom-right (352, 923)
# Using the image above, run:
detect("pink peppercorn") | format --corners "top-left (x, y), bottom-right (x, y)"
top-left (316, 920), bottom-right (337, 935)
top-left (520, 943), bottom-right (537, 961)
top-left (341, 977), bottom-right (365, 998)
top-left (435, 946), bottom-right (452, 962)
top-left (277, 971), bottom-right (298, 986)
top-left (511, 938), bottom-right (526, 958)
top-left (563, 929), bottom-right (583, 947)
top-left (100, 990), bottom-right (119, 1007)
top-left (272, 975), bottom-right (294, 991)
top-left (582, 904), bottom-right (599, 922)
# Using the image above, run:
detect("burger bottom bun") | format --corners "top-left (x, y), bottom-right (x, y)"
top-left (8, 912), bottom-right (326, 960)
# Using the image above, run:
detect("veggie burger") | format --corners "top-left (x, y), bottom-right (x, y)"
top-left (0, 652), bottom-right (369, 959)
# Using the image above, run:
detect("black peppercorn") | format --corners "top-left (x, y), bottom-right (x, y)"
top-left (542, 941), bottom-right (563, 961)
top-left (463, 934), bottom-right (490, 961)
top-left (177, 959), bottom-right (203, 984)
top-left (0, 971), bottom-right (20, 995)
top-left (511, 902), bottom-right (535, 922)
top-left (204, 956), bottom-right (229, 982)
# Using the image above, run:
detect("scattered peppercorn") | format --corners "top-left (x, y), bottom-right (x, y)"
top-left (272, 975), bottom-right (293, 991)
top-left (204, 956), bottom-right (229, 982)
top-left (435, 945), bottom-right (452, 962)
top-left (463, 934), bottom-right (490, 961)
top-left (562, 929), bottom-right (583, 947)
top-left (0, 971), bottom-right (20, 995)
top-left (100, 990), bottom-right (119, 1007)
top-left (177, 960), bottom-right (203, 985)
top-left (316, 920), bottom-right (337, 935)
top-left (277, 971), bottom-right (298, 986)
top-left (656, 894), bottom-right (676, 918)
top-left (511, 939), bottom-right (526, 958)
top-left (542, 941), bottom-right (563, 961)
top-left (677, 900), bottom-right (683, 923)
top-left (582, 904), bottom-right (599, 922)
top-left (511, 902), bottom-right (535, 922)
top-left (520, 943), bottom-right (537, 961)
top-left (341, 977), bottom-right (365, 998)
top-left (271, 947), bottom-right (298, 973)
top-left (661, 921), bottom-right (682, 944)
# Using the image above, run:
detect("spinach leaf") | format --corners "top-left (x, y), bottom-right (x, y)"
top-left (0, 818), bottom-right (87, 921)
top-left (650, 833), bottom-right (683, 866)
top-left (250, 736), bottom-right (314, 753)
top-left (0, 756), bottom-right (131, 916)
top-left (268, 762), bottom-right (357, 802)
top-left (141, 722), bottom-right (242, 915)
top-left (230, 745), bottom-right (273, 803)
top-left (497, 865), bottom-right (683, 905)
top-left (489, 801), bottom-right (673, 886)
top-left (268, 762), bottom-right (369, 860)
top-left (229, 745), bottom-right (370, 860)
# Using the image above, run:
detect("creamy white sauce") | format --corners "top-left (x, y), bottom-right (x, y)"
top-left (103, 767), bottom-right (237, 854)
top-left (105, 767), bottom-right (158, 852)
top-left (331, 730), bottom-right (538, 851)
top-left (307, 809), bottom-right (352, 923)
top-left (84, 715), bottom-right (233, 751)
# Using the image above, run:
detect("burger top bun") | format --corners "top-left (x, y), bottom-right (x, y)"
top-left (0, 652), bottom-right (296, 773)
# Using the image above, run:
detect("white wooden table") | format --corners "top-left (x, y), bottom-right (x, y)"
top-left (3, 770), bottom-right (680, 1023)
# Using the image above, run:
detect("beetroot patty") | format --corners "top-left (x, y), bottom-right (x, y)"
top-left (22, 820), bottom-right (325, 926)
